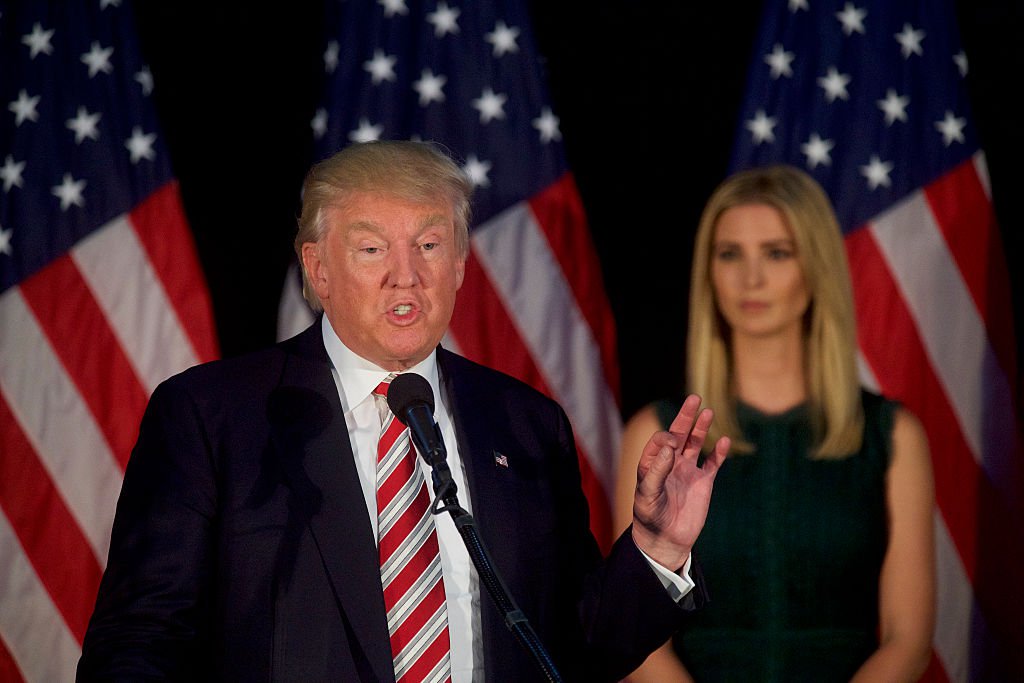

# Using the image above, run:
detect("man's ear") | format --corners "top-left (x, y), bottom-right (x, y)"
top-left (454, 256), bottom-right (466, 291)
top-left (301, 242), bottom-right (328, 299)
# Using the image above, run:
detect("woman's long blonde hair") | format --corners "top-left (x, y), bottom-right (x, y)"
top-left (687, 165), bottom-right (863, 458)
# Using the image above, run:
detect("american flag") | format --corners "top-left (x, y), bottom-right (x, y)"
top-left (729, 1), bottom-right (1023, 680)
top-left (0, 2), bottom-right (218, 680)
top-left (277, 0), bottom-right (621, 548)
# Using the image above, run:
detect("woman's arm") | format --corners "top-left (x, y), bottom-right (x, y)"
top-left (851, 407), bottom-right (936, 682)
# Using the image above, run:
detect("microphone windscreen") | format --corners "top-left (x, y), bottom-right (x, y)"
top-left (387, 372), bottom-right (435, 421)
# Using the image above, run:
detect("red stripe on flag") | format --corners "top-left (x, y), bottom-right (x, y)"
top-left (847, 229), bottom-right (982, 562)
top-left (130, 181), bottom-right (219, 363)
top-left (921, 651), bottom-right (951, 683)
top-left (450, 251), bottom-right (548, 389)
top-left (0, 395), bottom-right (103, 644)
top-left (527, 174), bottom-right (620, 401)
top-left (925, 170), bottom-right (1024, 654)
top-left (923, 160), bottom-right (1019, 390)
top-left (846, 228), bottom-right (979, 567)
top-left (18, 256), bottom-right (148, 470)
top-left (450, 253), bottom-right (612, 551)
top-left (0, 635), bottom-right (25, 683)
top-left (846, 227), bottom-right (1024, 677)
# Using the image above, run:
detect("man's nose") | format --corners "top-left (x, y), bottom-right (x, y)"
top-left (387, 248), bottom-right (420, 287)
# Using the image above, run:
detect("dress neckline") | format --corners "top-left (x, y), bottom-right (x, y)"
top-left (735, 399), bottom-right (809, 423)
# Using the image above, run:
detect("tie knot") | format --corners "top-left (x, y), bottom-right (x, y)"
top-left (372, 373), bottom-right (398, 399)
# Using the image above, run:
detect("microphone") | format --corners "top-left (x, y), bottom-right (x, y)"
top-left (387, 373), bottom-right (457, 506)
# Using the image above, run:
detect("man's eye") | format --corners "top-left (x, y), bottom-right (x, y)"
top-left (362, 247), bottom-right (380, 254)
top-left (421, 242), bottom-right (438, 251)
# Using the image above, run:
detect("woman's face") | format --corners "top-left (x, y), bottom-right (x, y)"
top-left (710, 203), bottom-right (810, 341)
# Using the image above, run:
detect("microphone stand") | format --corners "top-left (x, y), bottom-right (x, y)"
top-left (416, 426), bottom-right (564, 683)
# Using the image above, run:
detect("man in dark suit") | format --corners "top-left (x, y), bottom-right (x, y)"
top-left (77, 140), bottom-right (730, 682)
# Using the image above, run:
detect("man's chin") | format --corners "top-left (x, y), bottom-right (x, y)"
top-left (379, 340), bottom-right (439, 370)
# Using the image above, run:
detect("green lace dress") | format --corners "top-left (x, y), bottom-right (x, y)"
top-left (656, 391), bottom-right (896, 682)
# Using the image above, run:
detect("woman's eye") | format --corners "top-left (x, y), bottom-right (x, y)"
top-left (767, 248), bottom-right (793, 260)
top-left (715, 249), bottom-right (739, 260)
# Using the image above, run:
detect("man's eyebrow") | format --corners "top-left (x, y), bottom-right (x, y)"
top-left (346, 220), bottom-right (384, 234)
top-left (419, 214), bottom-right (451, 228)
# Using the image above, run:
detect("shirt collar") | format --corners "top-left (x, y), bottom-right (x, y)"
top-left (320, 314), bottom-right (441, 413)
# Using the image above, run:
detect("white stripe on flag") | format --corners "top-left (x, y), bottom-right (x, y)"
top-left (0, 288), bottom-right (121, 562)
top-left (470, 202), bottom-right (622, 489)
top-left (933, 510), bottom-right (984, 683)
top-left (862, 340), bottom-right (974, 679)
top-left (962, 154), bottom-right (1021, 499)
top-left (856, 350), bottom-right (880, 393)
top-left (868, 192), bottom-right (1012, 475)
top-left (0, 512), bottom-right (81, 682)
top-left (440, 330), bottom-right (463, 357)
top-left (973, 151), bottom-right (991, 198)
top-left (72, 215), bottom-right (200, 393)
top-left (861, 346), bottom-right (976, 681)
top-left (276, 261), bottom-right (316, 343)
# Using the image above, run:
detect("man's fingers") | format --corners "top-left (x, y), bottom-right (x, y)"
top-left (640, 430), bottom-right (678, 461)
top-left (667, 394), bottom-right (703, 436)
top-left (686, 408), bottom-right (714, 453)
top-left (637, 443), bottom-right (674, 495)
top-left (701, 435), bottom-right (731, 473)
top-left (667, 394), bottom-right (716, 454)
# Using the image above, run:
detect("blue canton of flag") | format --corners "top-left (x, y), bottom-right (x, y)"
top-left (731, 0), bottom-right (978, 231)
top-left (312, 0), bottom-right (567, 225)
top-left (730, 1), bottom-right (1023, 681)
top-left (1, 1), bottom-right (170, 290)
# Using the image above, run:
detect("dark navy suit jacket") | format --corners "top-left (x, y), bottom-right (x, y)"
top-left (77, 321), bottom-right (707, 682)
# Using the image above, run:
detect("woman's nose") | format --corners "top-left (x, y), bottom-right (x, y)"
top-left (742, 257), bottom-right (763, 287)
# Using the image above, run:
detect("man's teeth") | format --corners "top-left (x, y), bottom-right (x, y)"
top-left (394, 304), bottom-right (413, 315)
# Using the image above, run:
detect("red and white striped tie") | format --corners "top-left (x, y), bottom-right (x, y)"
top-left (374, 378), bottom-right (452, 683)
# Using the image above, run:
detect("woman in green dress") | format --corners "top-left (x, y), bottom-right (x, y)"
top-left (614, 165), bottom-right (935, 682)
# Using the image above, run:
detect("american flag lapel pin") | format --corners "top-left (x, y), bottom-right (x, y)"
top-left (493, 451), bottom-right (509, 468)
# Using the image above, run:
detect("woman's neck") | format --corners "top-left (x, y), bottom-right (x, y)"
top-left (731, 330), bottom-right (807, 414)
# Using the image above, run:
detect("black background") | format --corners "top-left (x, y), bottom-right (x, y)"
top-left (133, 1), bottom-right (1023, 421)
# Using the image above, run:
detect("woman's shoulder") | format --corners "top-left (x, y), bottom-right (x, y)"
top-left (860, 388), bottom-right (902, 431)
top-left (621, 401), bottom-right (668, 440)
top-left (859, 389), bottom-right (928, 464)
top-left (860, 387), bottom-right (898, 412)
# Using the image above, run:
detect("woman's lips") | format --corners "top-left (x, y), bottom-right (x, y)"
top-left (739, 300), bottom-right (769, 312)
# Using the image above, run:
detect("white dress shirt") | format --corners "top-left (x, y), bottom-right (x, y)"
top-left (321, 317), bottom-right (483, 681)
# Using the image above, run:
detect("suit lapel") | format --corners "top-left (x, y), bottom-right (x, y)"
top-left (437, 348), bottom-right (533, 680)
top-left (270, 323), bottom-right (394, 682)
top-left (437, 349), bottom-right (511, 548)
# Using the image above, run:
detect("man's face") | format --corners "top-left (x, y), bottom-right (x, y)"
top-left (302, 191), bottom-right (466, 371)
